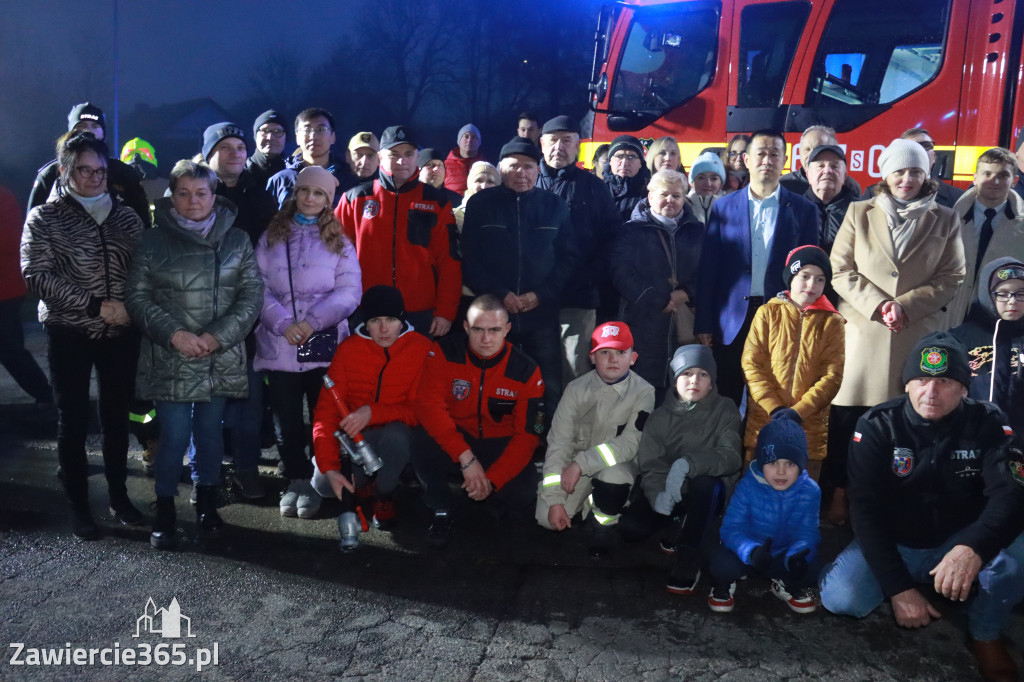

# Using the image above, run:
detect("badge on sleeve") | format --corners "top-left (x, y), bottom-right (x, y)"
top-left (892, 447), bottom-right (914, 477)
top-left (451, 379), bottom-right (471, 401)
top-left (1009, 447), bottom-right (1024, 487)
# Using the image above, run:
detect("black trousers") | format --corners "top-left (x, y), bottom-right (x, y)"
top-left (618, 475), bottom-right (726, 547)
top-left (47, 325), bottom-right (138, 502)
top-left (266, 367), bottom-right (326, 480)
top-left (711, 297), bottom-right (762, 407)
top-left (824, 405), bottom-right (869, 489)
top-left (708, 544), bottom-right (821, 592)
top-left (412, 431), bottom-right (539, 516)
top-left (0, 297), bottom-right (51, 402)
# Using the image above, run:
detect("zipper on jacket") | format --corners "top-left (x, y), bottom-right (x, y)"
top-left (95, 215), bottom-right (113, 338)
top-left (515, 194), bottom-right (522, 333)
top-left (391, 196), bottom-right (398, 287)
top-left (477, 363), bottom-right (487, 439)
top-left (375, 348), bottom-right (390, 402)
top-left (786, 308), bottom-right (805, 393)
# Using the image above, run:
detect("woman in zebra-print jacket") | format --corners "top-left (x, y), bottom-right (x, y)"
top-left (20, 132), bottom-right (146, 540)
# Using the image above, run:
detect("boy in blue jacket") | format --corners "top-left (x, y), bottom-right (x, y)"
top-left (706, 416), bottom-right (821, 613)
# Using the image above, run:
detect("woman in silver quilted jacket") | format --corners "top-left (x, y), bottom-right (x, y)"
top-left (126, 159), bottom-right (263, 549)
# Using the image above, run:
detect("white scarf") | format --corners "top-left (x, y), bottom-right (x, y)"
top-left (66, 187), bottom-right (112, 225)
top-left (878, 193), bottom-right (934, 259)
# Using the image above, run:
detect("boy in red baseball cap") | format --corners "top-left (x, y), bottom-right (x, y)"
top-left (535, 321), bottom-right (656, 556)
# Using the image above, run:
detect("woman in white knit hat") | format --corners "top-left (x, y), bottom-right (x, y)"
top-left (824, 138), bottom-right (965, 525)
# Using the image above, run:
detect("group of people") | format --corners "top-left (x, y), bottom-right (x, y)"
top-left (10, 100), bottom-right (1024, 681)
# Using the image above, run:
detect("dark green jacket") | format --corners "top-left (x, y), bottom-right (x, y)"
top-left (126, 196), bottom-right (263, 402)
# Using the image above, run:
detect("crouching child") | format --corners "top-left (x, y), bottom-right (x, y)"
top-left (707, 416), bottom-right (821, 613)
top-left (536, 321), bottom-right (655, 557)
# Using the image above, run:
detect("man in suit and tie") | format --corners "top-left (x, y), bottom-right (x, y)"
top-left (695, 129), bottom-right (820, 405)
top-left (946, 147), bottom-right (1024, 327)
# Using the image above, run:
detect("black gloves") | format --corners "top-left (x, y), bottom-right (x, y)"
top-left (771, 407), bottom-right (802, 424)
top-left (786, 548), bottom-right (810, 579)
top-left (749, 538), bottom-right (773, 573)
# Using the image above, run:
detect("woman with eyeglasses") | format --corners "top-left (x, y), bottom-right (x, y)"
top-left (827, 138), bottom-right (965, 525)
top-left (722, 134), bottom-right (750, 192)
top-left (20, 132), bottom-right (146, 539)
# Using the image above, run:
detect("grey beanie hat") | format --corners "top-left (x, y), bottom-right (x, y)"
top-left (670, 344), bottom-right (717, 384)
top-left (458, 123), bottom-right (481, 143)
top-left (879, 139), bottom-right (930, 178)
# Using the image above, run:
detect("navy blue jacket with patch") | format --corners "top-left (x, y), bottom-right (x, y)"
top-left (849, 396), bottom-right (1024, 598)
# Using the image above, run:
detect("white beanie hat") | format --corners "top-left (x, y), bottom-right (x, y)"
top-left (879, 139), bottom-right (930, 178)
top-left (688, 151), bottom-right (726, 185)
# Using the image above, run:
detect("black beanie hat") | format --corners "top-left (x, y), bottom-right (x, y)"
top-left (901, 331), bottom-right (972, 388)
top-left (756, 416), bottom-right (808, 472)
top-left (499, 136), bottom-right (541, 163)
top-left (417, 148), bottom-right (445, 167)
top-left (361, 285), bottom-right (405, 321)
top-left (783, 245), bottom-right (832, 288)
top-left (67, 102), bottom-right (106, 134)
top-left (253, 109), bottom-right (286, 139)
top-left (608, 135), bottom-right (644, 159)
top-left (202, 122), bottom-right (246, 161)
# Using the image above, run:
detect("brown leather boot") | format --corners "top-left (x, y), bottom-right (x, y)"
top-left (970, 638), bottom-right (1020, 682)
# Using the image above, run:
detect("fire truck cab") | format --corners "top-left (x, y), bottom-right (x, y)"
top-left (585, 0), bottom-right (1024, 188)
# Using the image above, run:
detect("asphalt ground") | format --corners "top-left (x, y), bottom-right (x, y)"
top-left (1, 322), bottom-right (1020, 681)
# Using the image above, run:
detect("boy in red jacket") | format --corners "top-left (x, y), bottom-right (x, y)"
top-left (312, 286), bottom-right (431, 551)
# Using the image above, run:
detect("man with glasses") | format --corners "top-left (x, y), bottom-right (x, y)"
top-left (695, 129), bottom-right (819, 405)
top-left (945, 147), bottom-right (1024, 327)
top-left (603, 135), bottom-right (651, 221)
top-left (246, 109), bottom-right (288, 189)
top-left (335, 125), bottom-right (461, 338)
top-left (28, 102), bottom-right (150, 227)
top-left (411, 294), bottom-right (545, 548)
top-left (900, 128), bottom-right (964, 209)
top-left (267, 107), bottom-right (357, 209)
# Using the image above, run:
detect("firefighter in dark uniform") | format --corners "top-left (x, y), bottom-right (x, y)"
top-left (819, 331), bottom-right (1024, 682)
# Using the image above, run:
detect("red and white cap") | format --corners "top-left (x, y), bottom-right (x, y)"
top-left (590, 321), bottom-right (634, 352)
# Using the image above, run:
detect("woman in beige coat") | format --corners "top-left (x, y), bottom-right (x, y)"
top-left (825, 139), bottom-right (965, 523)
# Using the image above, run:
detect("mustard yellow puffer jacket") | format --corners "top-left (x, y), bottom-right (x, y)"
top-left (741, 294), bottom-right (845, 461)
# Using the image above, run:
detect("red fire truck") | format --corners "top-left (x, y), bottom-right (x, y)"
top-left (583, 0), bottom-right (1024, 188)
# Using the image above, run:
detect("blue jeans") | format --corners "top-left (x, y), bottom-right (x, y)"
top-left (222, 360), bottom-right (263, 474)
top-left (819, 538), bottom-right (1024, 640)
top-left (154, 398), bottom-right (227, 498)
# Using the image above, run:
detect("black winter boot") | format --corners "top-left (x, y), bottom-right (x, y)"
top-left (150, 497), bottom-right (177, 549)
top-left (195, 485), bottom-right (224, 534)
top-left (69, 500), bottom-right (99, 540)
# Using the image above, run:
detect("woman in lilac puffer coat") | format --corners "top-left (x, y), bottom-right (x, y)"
top-left (254, 166), bottom-right (362, 519)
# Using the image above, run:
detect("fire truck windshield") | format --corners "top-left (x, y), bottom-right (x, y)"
top-left (608, 2), bottom-right (720, 116)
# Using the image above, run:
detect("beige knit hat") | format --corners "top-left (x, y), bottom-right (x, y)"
top-left (879, 139), bottom-right (930, 178)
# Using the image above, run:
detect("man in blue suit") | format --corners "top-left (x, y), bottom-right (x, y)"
top-left (695, 129), bottom-right (820, 405)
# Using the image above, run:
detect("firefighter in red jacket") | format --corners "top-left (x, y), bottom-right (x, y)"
top-left (413, 294), bottom-right (545, 548)
top-left (311, 286), bottom-right (432, 551)
top-left (334, 125), bottom-right (461, 338)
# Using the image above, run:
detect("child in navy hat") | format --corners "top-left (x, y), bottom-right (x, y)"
top-left (706, 415), bottom-right (821, 614)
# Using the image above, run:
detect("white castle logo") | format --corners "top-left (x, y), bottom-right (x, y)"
top-left (133, 598), bottom-right (195, 639)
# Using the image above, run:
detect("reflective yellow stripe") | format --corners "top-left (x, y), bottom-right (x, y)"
top-left (950, 145), bottom-right (987, 180)
top-left (542, 474), bottom-right (561, 488)
top-left (588, 494), bottom-right (618, 525)
top-left (129, 409), bottom-right (156, 424)
top-left (596, 443), bottom-right (616, 467)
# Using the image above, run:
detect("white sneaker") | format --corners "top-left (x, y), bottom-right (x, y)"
top-left (295, 480), bottom-right (322, 519)
top-left (279, 480), bottom-right (300, 517)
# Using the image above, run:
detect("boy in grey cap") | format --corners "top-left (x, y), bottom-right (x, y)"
top-left (622, 344), bottom-right (743, 594)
